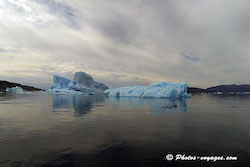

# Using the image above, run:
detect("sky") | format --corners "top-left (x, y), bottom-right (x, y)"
top-left (0, 0), bottom-right (250, 89)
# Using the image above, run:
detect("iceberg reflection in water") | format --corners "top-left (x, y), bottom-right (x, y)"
top-left (52, 95), bottom-right (104, 116)
top-left (52, 95), bottom-right (187, 116)
top-left (105, 97), bottom-right (187, 113)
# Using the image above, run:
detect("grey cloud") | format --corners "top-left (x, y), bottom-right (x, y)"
top-left (36, 0), bottom-right (80, 29)
top-left (1, 0), bottom-right (79, 29)
top-left (1, 0), bottom-right (250, 88)
top-left (180, 53), bottom-right (200, 62)
top-left (92, 14), bottom-right (139, 44)
top-left (2, 0), bottom-right (26, 14)
top-left (39, 66), bottom-right (61, 73)
top-left (0, 48), bottom-right (7, 52)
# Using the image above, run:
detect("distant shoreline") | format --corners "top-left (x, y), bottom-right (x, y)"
top-left (1, 80), bottom-right (250, 94)
top-left (188, 84), bottom-right (250, 94)
top-left (0, 80), bottom-right (44, 92)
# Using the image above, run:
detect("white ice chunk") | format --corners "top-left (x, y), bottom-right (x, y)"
top-left (6, 86), bottom-right (25, 93)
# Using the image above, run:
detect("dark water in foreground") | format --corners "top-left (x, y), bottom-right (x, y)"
top-left (0, 92), bottom-right (250, 167)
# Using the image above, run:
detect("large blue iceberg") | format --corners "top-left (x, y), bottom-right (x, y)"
top-left (48, 72), bottom-right (190, 98)
top-left (105, 81), bottom-right (191, 98)
top-left (48, 72), bottom-right (109, 95)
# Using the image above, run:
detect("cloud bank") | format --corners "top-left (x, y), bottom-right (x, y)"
top-left (0, 0), bottom-right (250, 89)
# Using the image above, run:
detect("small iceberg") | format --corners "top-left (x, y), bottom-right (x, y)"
top-left (105, 81), bottom-right (191, 98)
top-left (6, 86), bottom-right (25, 93)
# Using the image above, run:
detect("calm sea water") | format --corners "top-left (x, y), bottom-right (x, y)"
top-left (0, 92), bottom-right (250, 167)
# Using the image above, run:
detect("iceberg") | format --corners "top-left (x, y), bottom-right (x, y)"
top-left (48, 72), bottom-right (109, 95)
top-left (47, 75), bottom-right (78, 94)
top-left (50, 75), bottom-right (71, 90)
top-left (105, 81), bottom-right (191, 98)
top-left (68, 72), bottom-right (109, 94)
top-left (6, 86), bottom-right (25, 93)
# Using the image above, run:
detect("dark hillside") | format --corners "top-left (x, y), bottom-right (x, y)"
top-left (205, 84), bottom-right (250, 93)
top-left (187, 87), bottom-right (205, 93)
top-left (0, 80), bottom-right (43, 92)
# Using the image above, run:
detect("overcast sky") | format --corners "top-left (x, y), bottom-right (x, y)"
top-left (0, 0), bottom-right (250, 89)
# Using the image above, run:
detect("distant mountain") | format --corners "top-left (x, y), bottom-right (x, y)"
top-left (188, 84), bottom-right (250, 94)
top-left (187, 87), bottom-right (205, 93)
top-left (0, 80), bottom-right (44, 92)
top-left (205, 84), bottom-right (250, 93)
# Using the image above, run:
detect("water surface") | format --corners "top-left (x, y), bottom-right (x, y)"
top-left (0, 92), bottom-right (250, 166)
